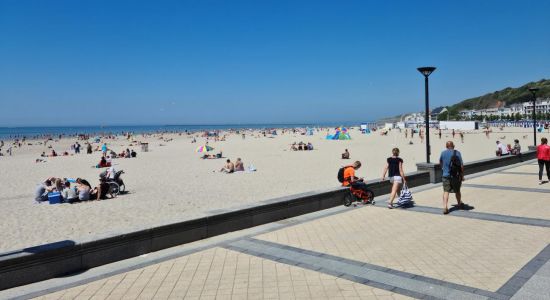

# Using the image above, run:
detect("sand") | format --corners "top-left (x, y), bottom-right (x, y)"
top-left (0, 127), bottom-right (546, 253)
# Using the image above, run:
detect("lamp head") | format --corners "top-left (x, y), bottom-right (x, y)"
top-left (417, 67), bottom-right (436, 77)
top-left (528, 87), bottom-right (539, 94)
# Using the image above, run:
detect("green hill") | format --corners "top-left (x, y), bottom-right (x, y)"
top-left (449, 79), bottom-right (550, 113)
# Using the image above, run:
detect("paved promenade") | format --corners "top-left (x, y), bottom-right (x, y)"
top-left (3, 161), bottom-right (550, 300)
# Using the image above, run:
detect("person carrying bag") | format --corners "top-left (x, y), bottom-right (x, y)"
top-left (397, 183), bottom-right (413, 207)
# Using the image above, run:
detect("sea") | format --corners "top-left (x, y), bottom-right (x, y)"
top-left (0, 123), bottom-right (370, 140)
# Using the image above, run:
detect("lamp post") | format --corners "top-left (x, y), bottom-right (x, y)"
top-left (417, 66), bottom-right (436, 163)
top-left (529, 87), bottom-right (539, 147)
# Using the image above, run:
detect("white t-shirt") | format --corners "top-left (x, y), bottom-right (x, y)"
top-left (498, 143), bottom-right (509, 155)
top-left (107, 166), bottom-right (116, 179)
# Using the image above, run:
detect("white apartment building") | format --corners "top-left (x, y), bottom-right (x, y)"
top-left (523, 98), bottom-right (550, 115)
top-left (459, 98), bottom-right (550, 118)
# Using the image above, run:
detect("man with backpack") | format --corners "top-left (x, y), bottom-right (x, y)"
top-left (339, 161), bottom-right (370, 192)
top-left (439, 141), bottom-right (465, 214)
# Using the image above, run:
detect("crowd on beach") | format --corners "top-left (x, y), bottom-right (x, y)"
top-left (2, 125), bottom-right (547, 211)
top-left (290, 142), bottom-right (314, 151)
top-left (34, 175), bottom-right (114, 203)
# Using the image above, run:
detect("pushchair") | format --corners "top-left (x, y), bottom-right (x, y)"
top-left (343, 185), bottom-right (375, 207)
top-left (100, 170), bottom-right (125, 196)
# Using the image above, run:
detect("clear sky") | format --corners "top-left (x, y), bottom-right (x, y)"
top-left (1, 0), bottom-right (549, 126)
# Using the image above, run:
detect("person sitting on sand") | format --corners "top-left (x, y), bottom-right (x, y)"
top-left (342, 149), bottom-right (350, 159)
top-left (307, 143), bottom-right (313, 150)
top-left (96, 156), bottom-right (111, 168)
top-left (89, 177), bottom-right (111, 201)
top-left (50, 150), bottom-right (57, 157)
top-left (34, 179), bottom-right (53, 202)
top-left (235, 158), bottom-right (245, 171)
top-left (220, 159), bottom-right (235, 173)
top-left (86, 143), bottom-right (93, 154)
top-left (76, 181), bottom-right (90, 201)
top-left (290, 143), bottom-right (298, 151)
top-left (131, 149), bottom-right (137, 157)
top-left (76, 178), bottom-right (92, 189)
top-left (54, 178), bottom-right (64, 192)
top-left (62, 181), bottom-right (78, 203)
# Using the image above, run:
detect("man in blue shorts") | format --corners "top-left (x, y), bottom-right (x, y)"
top-left (439, 141), bottom-right (465, 214)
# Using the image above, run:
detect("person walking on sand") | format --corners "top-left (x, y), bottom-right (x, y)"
top-left (440, 141), bottom-right (465, 214)
top-left (460, 131), bottom-right (464, 143)
top-left (381, 148), bottom-right (406, 209)
top-left (537, 137), bottom-right (550, 184)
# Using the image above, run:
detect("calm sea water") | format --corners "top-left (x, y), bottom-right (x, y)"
top-left (0, 123), bottom-right (368, 140)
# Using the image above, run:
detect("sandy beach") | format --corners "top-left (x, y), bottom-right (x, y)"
top-left (0, 127), bottom-right (546, 253)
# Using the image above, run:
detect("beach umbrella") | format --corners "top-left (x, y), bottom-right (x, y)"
top-left (196, 145), bottom-right (214, 153)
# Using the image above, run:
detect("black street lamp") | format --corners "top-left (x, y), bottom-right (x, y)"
top-left (529, 87), bottom-right (539, 147)
top-left (417, 66), bottom-right (436, 163)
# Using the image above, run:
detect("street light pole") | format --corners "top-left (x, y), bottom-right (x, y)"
top-left (417, 67), bottom-right (436, 164)
top-left (529, 87), bottom-right (539, 147)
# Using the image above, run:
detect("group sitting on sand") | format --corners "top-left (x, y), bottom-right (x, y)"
top-left (290, 142), bottom-right (313, 151)
top-left (34, 176), bottom-right (115, 203)
top-left (219, 158), bottom-right (248, 173)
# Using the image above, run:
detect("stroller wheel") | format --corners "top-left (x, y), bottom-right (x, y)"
top-left (109, 182), bottom-right (120, 196)
top-left (365, 190), bottom-right (375, 204)
top-left (344, 194), bottom-right (353, 207)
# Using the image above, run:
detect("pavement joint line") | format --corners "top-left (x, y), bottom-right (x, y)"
top-left (463, 183), bottom-right (550, 194)
top-left (368, 201), bottom-right (550, 228)
top-left (245, 238), bottom-right (503, 296)
top-left (497, 244), bottom-right (550, 297)
top-left (510, 259), bottom-right (550, 299)
top-left (498, 171), bottom-right (540, 176)
top-left (226, 238), bottom-right (502, 300)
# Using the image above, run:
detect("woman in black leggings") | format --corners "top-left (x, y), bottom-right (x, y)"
top-left (537, 138), bottom-right (550, 184)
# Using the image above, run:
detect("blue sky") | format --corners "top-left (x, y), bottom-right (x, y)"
top-left (1, 0), bottom-right (549, 126)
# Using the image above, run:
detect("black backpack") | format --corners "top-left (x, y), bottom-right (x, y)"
top-left (449, 150), bottom-right (462, 178)
top-left (337, 167), bottom-right (346, 183)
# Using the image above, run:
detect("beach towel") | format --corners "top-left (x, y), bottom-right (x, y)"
top-left (397, 184), bottom-right (413, 207)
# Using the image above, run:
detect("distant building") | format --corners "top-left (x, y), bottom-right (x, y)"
top-left (430, 107), bottom-right (447, 119)
top-left (458, 98), bottom-right (550, 119)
